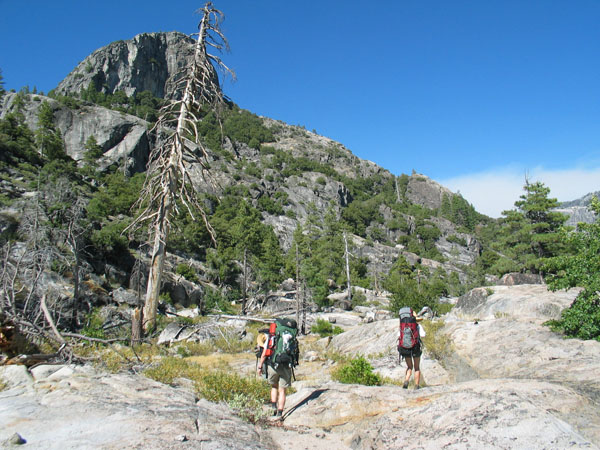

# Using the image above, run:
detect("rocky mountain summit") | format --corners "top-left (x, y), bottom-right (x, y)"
top-left (2, 283), bottom-right (598, 449)
top-left (54, 31), bottom-right (198, 100)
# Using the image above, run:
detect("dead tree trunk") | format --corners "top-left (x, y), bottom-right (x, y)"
top-left (242, 247), bottom-right (248, 315)
top-left (128, 2), bottom-right (234, 333)
top-left (343, 231), bottom-right (352, 303)
top-left (301, 280), bottom-right (307, 335)
top-left (131, 307), bottom-right (143, 346)
top-left (295, 242), bottom-right (300, 331)
top-left (143, 190), bottom-right (172, 331)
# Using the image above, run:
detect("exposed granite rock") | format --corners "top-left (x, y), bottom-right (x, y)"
top-left (405, 173), bottom-right (454, 210)
top-left (54, 32), bottom-right (199, 100)
top-left (282, 284), bottom-right (600, 448)
top-left (555, 206), bottom-right (597, 226)
top-left (556, 191), bottom-right (599, 226)
top-left (0, 365), bottom-right (275, 450)
top-left (347, 379), bottom-right (597, 450)
top-left (453, 284), bottom-right (580, 321)
top-left (499, 272), bottom-right (545, 285)
top-left (328, 318), bottom-right (449, 386)
top-left (2, 284), bottom-right (600, 449)
top-left (1, 93), bottom-right (150, 172)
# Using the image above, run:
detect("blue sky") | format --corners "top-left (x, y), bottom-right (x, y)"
top-left (1, 0), bottom-right (599, 217)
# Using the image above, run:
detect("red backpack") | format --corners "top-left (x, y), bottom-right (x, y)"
top-left (398, 307), bottom-right (419, 350)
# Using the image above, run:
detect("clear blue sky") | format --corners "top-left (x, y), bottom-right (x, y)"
top-left (1, 0), bottom-right (599, 216)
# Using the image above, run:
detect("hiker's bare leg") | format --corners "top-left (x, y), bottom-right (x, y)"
top-left (413, 356), bottom-right (421, 387)
top-left (277, 386), bottom-right (286, 411)
top-left (271, 385), bottom-right (278, 404)
top-left (404, 357), bottom-right (414, 383)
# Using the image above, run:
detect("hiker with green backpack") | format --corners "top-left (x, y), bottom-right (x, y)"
top-left (398, 306), bottom-right (426, 389)
top-left (257, 317), bottom-right (300, 421)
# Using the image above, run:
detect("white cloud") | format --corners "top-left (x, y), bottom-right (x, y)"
top-left (439, 166), bottom-right (600, 218)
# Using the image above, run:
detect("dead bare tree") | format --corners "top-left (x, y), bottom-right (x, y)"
top-left (343, 231), bottom-right (352, 303)
top-left (127, 2), bottom-right (234, 332)
top-left (0, 170), bottom-right (96, 362)
top-left (0, 218), bottom-right (64, 351)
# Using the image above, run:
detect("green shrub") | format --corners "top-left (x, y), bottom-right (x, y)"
top-left (159, 292), bottom-right (173, 305)
top-left (332, 356), bottom-right (382, 386)
top-left (175, 263), bottom-right (199, 283)
top-left (311, 318), bottom-right (344, 337)
top-left (435, 303), bottom-right (454, 316)
top-left (195, 370), bottom-right (270, 403)
top-left (144, 357), bottom-right (203, 384)
top-left (81, 308), bottom-right (106, 339)
top-left (545, 295), bottom-right (600, 341)
top-left (145, 358), bottom-right (271, 423)
top-left (174, 341), bottom-right (213, 357)
top-left (212, 327), bottom-right (254, 354)
top-left (203, 288), bottom-right (236, 314)
top-left (351, 289), bottom-right (367, 308)
top-left (420, 320), bottom-right (452, 361)
top-left (90, 220), bottom-right (129, 254)
top-left (446, 234), bottom-right (467, 246)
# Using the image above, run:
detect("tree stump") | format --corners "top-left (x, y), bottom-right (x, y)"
top-left (131, 307), bottom-right (143, 345)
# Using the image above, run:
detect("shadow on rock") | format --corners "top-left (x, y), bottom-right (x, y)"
top-left (284, 388), bottom-right (329, 420)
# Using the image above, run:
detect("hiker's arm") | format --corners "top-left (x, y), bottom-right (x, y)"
top-left (257, 342), bottom-right (268, 374)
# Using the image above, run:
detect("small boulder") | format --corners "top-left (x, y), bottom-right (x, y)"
top-left (111, 287), bottom-right (140, 306)
top-left (499, 272), bottom-right (544, 286)
top-left (280, 278), bottom-right (296, 291)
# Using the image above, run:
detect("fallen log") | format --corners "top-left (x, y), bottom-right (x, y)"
top-left (208, 314), bottom-right (273, 324)
top-left (3, 352), bottom-right (58, 367)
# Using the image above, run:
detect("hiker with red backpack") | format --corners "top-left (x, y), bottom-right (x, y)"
top-left (257, 318), bottom-right (299, 421)
top-left (398, 306), bottom-right (426, 389)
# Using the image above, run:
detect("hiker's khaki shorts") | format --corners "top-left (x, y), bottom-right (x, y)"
top-left (268, 365), bottom-right (292, 388)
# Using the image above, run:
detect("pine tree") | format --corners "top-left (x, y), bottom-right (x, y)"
top-left (497, 180), bottom-right (567, 274)
top-left (0, 68), bottom-right (5, 98)
top-left (35, 101), bottom-right (68, 161)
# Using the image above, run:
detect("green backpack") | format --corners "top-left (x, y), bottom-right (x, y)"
top-left (270, 318), bottom-right (300, 369)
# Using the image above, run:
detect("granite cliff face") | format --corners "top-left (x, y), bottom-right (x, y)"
top-left (405, 173), bottom-right (454, 210)
top-left (554, 191), bottom-right (599, 226)
top-left (0, 92), bottom-right (150, 174)
top-left (54, 32), bottom-right (199, 100)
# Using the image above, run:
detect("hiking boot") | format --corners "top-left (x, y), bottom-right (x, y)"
top-left (415, 385), bottom-right (421, 390)
top-left (402, 381), bottom-right (409, 389)
top-left (269, 410), bottom-right (284, 422)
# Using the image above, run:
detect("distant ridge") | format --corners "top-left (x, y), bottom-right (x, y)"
top-left (554, 190), bottom-right (599, 226)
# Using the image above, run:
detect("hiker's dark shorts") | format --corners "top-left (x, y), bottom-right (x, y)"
top-left (268, 364), bottom-right (292, 388)
top-left (399, 344), bottom-right (422, 358)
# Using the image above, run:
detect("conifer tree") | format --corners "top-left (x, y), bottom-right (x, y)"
top-left (497, 180), bottom-right (567, 274)
top-left (36, 101), bottom-right (68, 161)
top-left (0, 68), bottom-right (5, 98)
